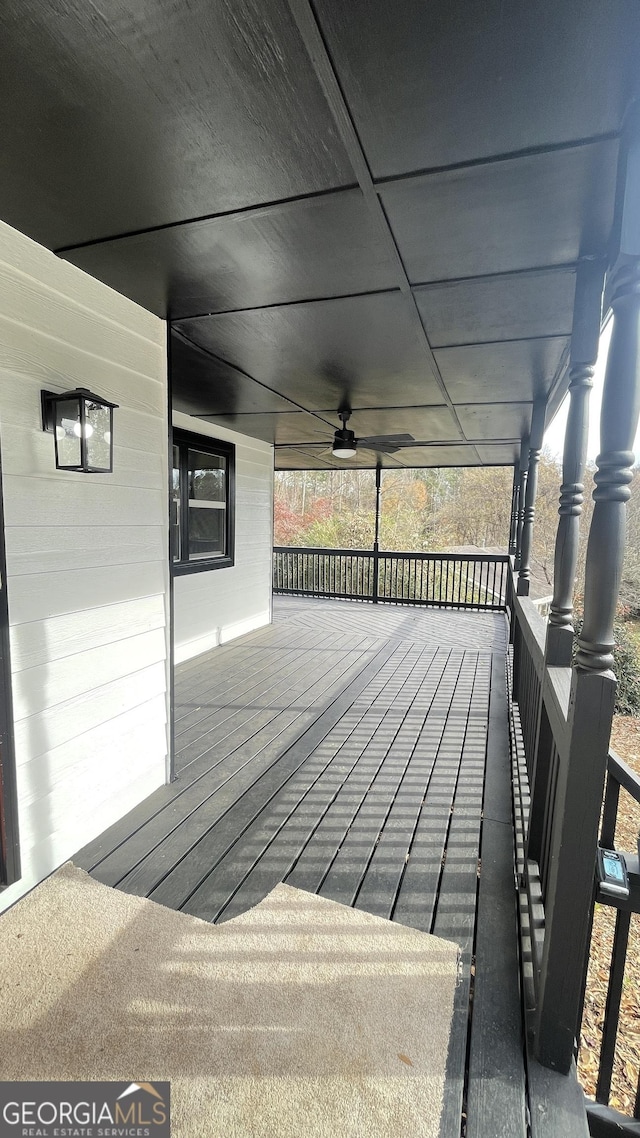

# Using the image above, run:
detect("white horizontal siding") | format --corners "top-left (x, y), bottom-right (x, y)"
top-left (0, 219), bottom-right (170, 912)
top-left (5, 527), bottom-right (167, 576)
top-left (17, 696), bottom-right (168, 805)
top-left (13, 662), bottom-right (168, 760)
top-left (18, 763), bottom-right (164, 885)
top-left (9, 597), bottom-right (166, 671)
top-left (172, 411), bottom-right (273, 662)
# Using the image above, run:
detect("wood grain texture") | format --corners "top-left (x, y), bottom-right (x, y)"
top-left (65, 190), bottom-right (397, 319)
top-left (416, 268), bottom-right (575, 349)
top-left (313, 0), bottom-right (638, 176)
top-left (435, 338), bottom-right (569, 405)
top-left (0, 0), bottom-right (353, 248)
top-left (176, 291), bottom-right (444, 412)
top-left (380, 143), bottom-right (618, 285)
top-left (0, 4), bottom-right (631, 475)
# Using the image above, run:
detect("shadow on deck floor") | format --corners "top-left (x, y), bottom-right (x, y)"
top-left (76, 597), bottom-right (533, 1137)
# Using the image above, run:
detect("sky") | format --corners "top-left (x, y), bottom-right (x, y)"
top-left (543, 319), bottom-right (640, 463)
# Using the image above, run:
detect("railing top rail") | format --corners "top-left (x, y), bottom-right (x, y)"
top-left (274, 546), bottom-right (509, 563)
top-left (377, 551), bottom-right (509, 563)
top-left (511, 575), bottom-right (547, 664)
top-left (273, 546), bottom-right (374, 556)
top-left (607, 749), bottom-right (640, 804)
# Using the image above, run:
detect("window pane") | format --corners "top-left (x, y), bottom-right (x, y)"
top-left (85, 400), bottom-right (112, 471)
top-left (171, 445), bottom-right (181, 562)
top-left (188, 449), bottom-right (225, 502)
top-left (189, 504), bottom-right (225, 559)
top-left (54, 398), bottom-right (82, 468)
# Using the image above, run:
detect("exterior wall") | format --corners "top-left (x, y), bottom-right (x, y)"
top-left (0, 220), bottom-right (170, 911)
top-left (172, 411), bottom-right (273, 662)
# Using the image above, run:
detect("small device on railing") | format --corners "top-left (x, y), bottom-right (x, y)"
top-left (597, 848), bottom-right (630, 899)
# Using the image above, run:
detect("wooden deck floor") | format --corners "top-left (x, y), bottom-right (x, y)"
top-left (76, 597), bottom-right (529, 1138)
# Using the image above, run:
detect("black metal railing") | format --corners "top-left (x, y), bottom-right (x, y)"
top-left (511, 596), bottom-right (546, 781)
top-left (510, 573), bottom-right (640, 1131)
top-left (273, 546), bottom-right (509, 610)
top-left (581, 751), bottom-right (640, 1136)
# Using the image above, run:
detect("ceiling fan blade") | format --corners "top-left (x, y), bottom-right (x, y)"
top-left (357, 433), bottom-right (415, 447)
top-left (358, 442), bottom-right (400, 454)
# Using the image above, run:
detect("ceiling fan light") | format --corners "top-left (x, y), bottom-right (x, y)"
top-left (332, 428), bottom-right (357, 459)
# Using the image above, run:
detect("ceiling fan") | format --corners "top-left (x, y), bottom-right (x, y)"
top-left (330, 410), bottom-right (415, 459)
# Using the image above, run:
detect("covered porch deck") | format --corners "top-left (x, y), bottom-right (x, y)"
top-left (75, 596), bottom-right (586, 1138)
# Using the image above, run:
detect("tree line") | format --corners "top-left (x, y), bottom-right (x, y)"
top-left (274, 457), bottom-right (640, 609)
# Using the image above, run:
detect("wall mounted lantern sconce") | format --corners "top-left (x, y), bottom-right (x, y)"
top-left (41, 388), bottom-right (119, 473)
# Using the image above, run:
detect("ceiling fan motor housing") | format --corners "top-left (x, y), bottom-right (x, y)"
top-left (333, 426), bottom-right (357, 457)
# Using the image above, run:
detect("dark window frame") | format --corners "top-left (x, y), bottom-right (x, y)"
top-left (171, 428), bottom-right (235, 575)
top-left (0, 441), bottom-right (20, 889)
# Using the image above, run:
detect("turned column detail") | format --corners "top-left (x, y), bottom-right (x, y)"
top-left (517, 404), bottom-right (545, 596)
top-left (533, 101), bottom-right (640, 1076)
top-left (576, 264), bottom-right (640, 673)
top-left (509, 463), bottom-right (520, 556)
top-left (546, 261), bottom-right (604, 665)
top-left (514, 446), bottom-right (528, 571)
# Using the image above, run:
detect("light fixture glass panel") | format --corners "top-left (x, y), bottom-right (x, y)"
top-left (188, 505), bottom-right (225, 559)
top-left (84, 399), bottom-right (112, 471)
top-left (188, 449), bottom-right (226, 501)
top-left (54, 398), bottom-right (82, 468)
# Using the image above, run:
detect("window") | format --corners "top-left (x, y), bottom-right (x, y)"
top-left (171, 430), bottom-right (235, 573)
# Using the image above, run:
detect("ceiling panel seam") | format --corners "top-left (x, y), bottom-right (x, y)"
top-left (53, 182), bottom-right (359, 254)
top-left (181, 286), bottom-right (400, 323)
top-left (179, 264), bottom-right (577, 323)
top-left (285, 0), bottom-right (478, 458)
top-left (54, 145), bottom-right (619, 259)
top-left (172, 327), bottom-right (339, 429)
top-left (373, 131), bottom-right (620, 190)
top-left (432, 333), bottom-right (571, 352)
top-left (413, 263), bottom-right (578, 292)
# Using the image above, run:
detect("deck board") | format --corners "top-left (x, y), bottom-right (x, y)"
top-left (74, 596), bottom-right (533, 1138)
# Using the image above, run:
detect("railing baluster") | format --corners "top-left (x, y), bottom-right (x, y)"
top-left (600, 772), bottom-right (620, 849)
top-left (595, 909), bottom-right (631, 1106)
top-left (272, 549), bottom-right (508, 611)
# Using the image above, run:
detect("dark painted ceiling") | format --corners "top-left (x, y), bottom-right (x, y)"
top-left (1, 0), bottom-right (638, 469)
